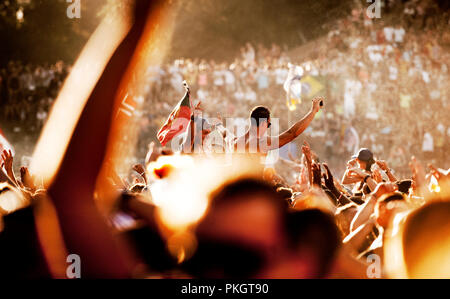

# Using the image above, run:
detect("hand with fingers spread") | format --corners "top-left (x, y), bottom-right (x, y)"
top-left (1, 150), bottom-right (13, 173)
top-left (372, 167), bottom-right (383, 183)
top-left (311, 162), bottom-right (322, 187)
top-left (347, 167), bottom-right (369, 179)
top-left (322, 163), bottom-right (351, 206)
top-left (1, 149), bottom-right (18, 187)
top-left (193, 101), bottom-right (204, 117)
top-left (20, 166), bottom-right (37, 192)
top-left (301, 141), bottom-right (312, 163)
top-left (375, 160), bottom-right (389, 171)
top-left (322, 163), bottom-right (336, 192)
top-left (132, 163), bottom-right (148, 185)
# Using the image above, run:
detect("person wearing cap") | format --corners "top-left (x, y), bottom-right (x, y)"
top-left (341, 148), bottom-right (377, 195)
top-left (233, 97), bottom-right (324, 155)
top-left (342, 148), bottom-right (375, 181)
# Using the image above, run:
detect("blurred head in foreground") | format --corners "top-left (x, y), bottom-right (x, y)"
top-left (375, 192), bottom-right (408, 229)
top-left (402, 200), bottom-right (450, 278)
top-left (182, 178), bottom-right (339, 278)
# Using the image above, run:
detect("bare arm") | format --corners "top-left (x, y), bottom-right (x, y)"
top-left (348, 167), bottom-right (378, 191)
top-left (344, 216), bottom-right (377, 253)
top-left (1, 150), bottom-right (20, 188)
top-left (342, 168), bottom-right (363, 185)
top-left (376, 160), bottom-right (398, 182)
top-left (269, 97), bottom-right (323, 150)
top-left (350, 195), bottom-right (377, 232)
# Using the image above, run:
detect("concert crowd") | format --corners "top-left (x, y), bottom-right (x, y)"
top-left (0, 0), bottom-right (449, 279)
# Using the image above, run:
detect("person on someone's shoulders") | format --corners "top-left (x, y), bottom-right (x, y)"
top-left (233, 97), bottom-right (324, 155)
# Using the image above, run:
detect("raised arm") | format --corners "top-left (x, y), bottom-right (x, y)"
top-left (1, 150), bottom-right (20, 188)
top-left (270, 97), bottom-right (323, 150)
top-left (376, 160), bottom-right (398, 182)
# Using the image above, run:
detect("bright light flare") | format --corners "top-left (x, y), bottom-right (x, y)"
top-left (428, 175), bottom-right (441, 193)
top-left (148, 154), bottom-right (264, 261)
top-left (16, 8), bottom-right (24, 22)
top-left (30, 6), bottom-right (133, 186)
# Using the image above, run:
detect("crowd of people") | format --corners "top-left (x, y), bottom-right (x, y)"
top-left (1, 2), bottom-right (449, 178)
top-left (0, 107), bottom-right (449, 278)
top-left (0, 0), bottom-right (449, 279)
top-left (138, 0), bottom-right (450, 178)
top-left (0, 60), bottom-right (68, 131)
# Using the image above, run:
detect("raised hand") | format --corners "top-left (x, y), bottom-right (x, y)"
top-left (301, 141), bottom-right (313, 186)
top-left (132, 164), bottom-right (147, 185)
top-left (346, 158), bottom-right (358, 168)
top-left (20, 166), bottom-right (37, 192)
top-left (375, 160), bottom-right (389, 171)
top-left (372, 167), bottom-right (383, 183)
top-left (1, 150), bottom-right (13, 173)
top-left (311, 162), bottom-right (322, 187)
top-left (132, 164), bottom-right (145, 175)
top-left (409, 156), bottom-right (425, 192)
top-left (301, 141), bottom-right (312, 164)
top-left (1, 149), bottom-right (18, 187)
top-left (322, 163), bottom-right (335, 191)
top-left (194, 101), bottom-right (204, 111)
top-left (348, 167), bottom-right (368, 179)
top-left (311, 96), bottom-right (324, 113)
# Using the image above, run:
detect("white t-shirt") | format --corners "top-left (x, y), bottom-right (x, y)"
top-left (274, 68), bottom-right (288, 85)
top-left (223, 70), bottom-right (235, 85)
top-left (389, 66), bottom-right (398, 81)
top-left (367, 45), bottom-right (383, 64)
top-left (422, 132), bottom-right (434, 152)
top-left (394, 27), bottom-right (405, 43)
top-left (384, 27), bottom-right (394, 42)
top-left (213, 70), bottom-right (224, 86)
top-left (245, 89), bottom-right (257, 102)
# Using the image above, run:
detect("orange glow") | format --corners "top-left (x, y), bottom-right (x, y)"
top-left (30, 7), bottom-right (133, 186)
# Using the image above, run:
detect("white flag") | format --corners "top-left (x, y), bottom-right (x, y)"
top-left (283, 63), bottom-right (304, 100)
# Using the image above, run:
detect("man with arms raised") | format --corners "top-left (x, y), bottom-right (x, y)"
top-left (234, 97), bottom-right (324, 155)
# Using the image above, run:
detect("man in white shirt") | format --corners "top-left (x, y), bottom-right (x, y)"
top-left (383, 26), bottom-right (394, 43)
top-left (422, 131), bottom-right (434, 160)
top-left (394, 26), bottom-right (405, 44)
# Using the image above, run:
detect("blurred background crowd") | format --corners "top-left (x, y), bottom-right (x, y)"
top-left (1, 0), bottom-right (449, 178)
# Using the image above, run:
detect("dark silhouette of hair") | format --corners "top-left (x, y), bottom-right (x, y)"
top-left (250, 106), bottom-right (271, 127)
top-left (365, 158), bottom-right (375, 172)
top-left (182, 178), bottom-right (288, 278)
top-left (0, 207), bottom-right (51, 278)
top-left (402, 200), bottom-right (450, 277)
top-left (276, 187), bottom-right (293, 202)
top-left (396, 179), bottom-right (412, 194)
top-left (378, 192), bottom-right (405, 204)
top-left (209, 177), bottom-right (288, 211)
top-left (285, 209), bottom-right (341, 278)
